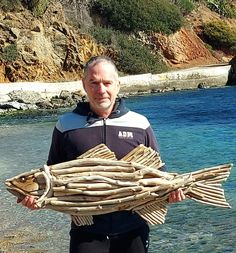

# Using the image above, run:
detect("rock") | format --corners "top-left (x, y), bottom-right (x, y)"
top-left (36, 100), bottom-right (54, 109)
top-left (0, 101), bottom-right (37, 110)
top-left (72, 92), bottom-right (85, 103)
top-left (151, 28), bottom-right (219, 67)
top-left (198, 82), bottom-right (206, 89)
top-left (59, 90), bottom-right (72, 100)
top-left (10, 28), bottom-right (21, 38)
top-left (8, 90), bottom-right (44, 104)
top-left (228, 56), bottom-right (236, 85)
top-left (50, 97), bottom-right (65, 108)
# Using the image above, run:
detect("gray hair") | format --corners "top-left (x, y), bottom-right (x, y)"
top-left (83, 56), bottom-right (119, 78)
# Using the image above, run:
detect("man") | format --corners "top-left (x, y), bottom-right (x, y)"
top-left (21, 56), bottom-right (185, 253)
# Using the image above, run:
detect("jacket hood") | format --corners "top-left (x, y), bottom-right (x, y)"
top-left (73, 98), bottom-right (130, 122)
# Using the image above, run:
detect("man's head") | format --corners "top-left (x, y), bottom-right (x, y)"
top-left (82, 56), bottom-right (120, 118)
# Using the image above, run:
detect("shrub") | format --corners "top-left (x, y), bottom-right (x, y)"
top-left (91, 0), bottom-right (184, 34)
top-left (0, 44), bottom-right (18, 62)
top-left (28, 0), bottom-right (49, 17)
top-left (116, 34), bottom-right (169, 75)
top-left (206, 0), bottom-right (236, 18)
top-left (90, 26), bottom-right (169, 74)
top-left (0, 0), bottom-right (22, 11)
top-left (223, 4), bottom-right (236, 19)
top-left (203, 20), bottom-right (236, 53)
top-left (174, 0), bottom-right (195, 15)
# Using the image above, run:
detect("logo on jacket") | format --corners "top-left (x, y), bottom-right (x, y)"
top-left (118, 131), bottom-right (133, 139)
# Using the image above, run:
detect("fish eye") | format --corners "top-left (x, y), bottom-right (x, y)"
top-left (19, 176), bottom-right (27, 182)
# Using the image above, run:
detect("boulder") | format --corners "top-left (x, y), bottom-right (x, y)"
top-left (8, 90), bottom-right (44, 104)
top-left (0, 101), bottom-right (37, 110)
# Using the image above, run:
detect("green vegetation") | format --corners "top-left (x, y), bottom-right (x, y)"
top-left (0, 0), bottom-right (22, 11)
top-left (173, 0), bottom-right (195, 15)
top-left (91, 0), bottom-right (184, 34)
top-left (90, 26), bottom-right (169, 74)
top-left (27, 0), bottom-right (49, 17)
top-left (203, 20), bottom-right (236, 53)
top-left (205, 0), bottom-right (236, 18)
top-left (0, 44), bottom-right (19, 62)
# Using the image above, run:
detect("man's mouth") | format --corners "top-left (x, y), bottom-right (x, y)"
top-left (96, 97), bottom-right (109, 102)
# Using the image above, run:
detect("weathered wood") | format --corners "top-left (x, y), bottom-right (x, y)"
top-left (51, 165), bottom-right (135, 175)
top-left (5, 143), bottom-right (233, 227)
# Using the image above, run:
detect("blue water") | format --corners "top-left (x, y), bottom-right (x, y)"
top-left (0, 86), bottom-right (235, 252)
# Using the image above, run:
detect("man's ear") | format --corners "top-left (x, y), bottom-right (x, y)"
top-left (82, 79), bottom-right (87, 92)
top-left (117, 80), bottom-right (121, 93)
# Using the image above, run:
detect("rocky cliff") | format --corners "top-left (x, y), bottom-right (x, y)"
top-left (0, 2), bottom-right (235, 83)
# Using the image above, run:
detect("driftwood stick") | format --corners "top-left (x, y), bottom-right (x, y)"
top-left (50, 159), bottom-right (133, 171)
top-left (134, 199), bottom-right (168, 212)
top-left (187, 187), bottom-right (224, 198)
top-left (77, 144), bottom-right (116, 160)
top-left (47, 191), bottom-right (150, 207)
top-left (66, 182), bottom-right (118, 190)
top-left (197, 175), bottom-right (230, 184)
top-left (191, 164), bottom-right (232, 176)
top-left (132, 164), bottom-right (175, 179)
top-left (47, 195), bottom-right (105, 202)
top-left (52, 171), bottom-right (141, 180)
top-left (187, 189), bottom-right (230, 207)
top-left (53, 175), bottom-right (139, 187)
top-left (146, 211), bottom-right (165, 224)
top-left (187, 195), bottom-right (230, 208)
top-left (47, 198), bottom-right (150, 216)
top-left (52, 185), bottom-right (143, 196)
top-left (187, 187), bottom-right (226, 201)
top-left (193, 182), bottom-right (224, 194)
top-left (51, 165), bottom-right (136, 175)
top-left (71, 215), bottom-right (94, 226)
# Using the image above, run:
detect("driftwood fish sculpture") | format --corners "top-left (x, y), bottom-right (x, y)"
top-left (5, 144), bottom-right (233, 226)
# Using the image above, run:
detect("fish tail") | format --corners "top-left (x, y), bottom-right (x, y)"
top-left (185, 163), bottom-right (233, 208)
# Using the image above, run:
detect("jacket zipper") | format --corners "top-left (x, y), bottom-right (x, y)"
top-left (103, 118), bottom-right (107, 144)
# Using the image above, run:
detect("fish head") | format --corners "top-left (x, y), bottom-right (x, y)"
top-left (5, 169), bottom-right (45, 201)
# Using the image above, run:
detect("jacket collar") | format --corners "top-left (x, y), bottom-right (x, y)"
top-left (73, 98), bottom-right (129, 122)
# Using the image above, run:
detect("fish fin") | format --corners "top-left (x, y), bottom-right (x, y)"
top-left (186, 163), bottom-right (233, 208)
top-left (135, 200), bottom-right (168, 225)
top-left (71, 215), bottom-right (94, 226)
top-left (77, 144), bottom-right (117, 160)
top-left (121, 144), bottom-right (164, 169)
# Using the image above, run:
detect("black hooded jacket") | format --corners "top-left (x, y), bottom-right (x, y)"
top-left (47, 98), bottom-right (160, 235)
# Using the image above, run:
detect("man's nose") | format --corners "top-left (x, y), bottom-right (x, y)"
top-left (96, 83), bottom-right (106, 93)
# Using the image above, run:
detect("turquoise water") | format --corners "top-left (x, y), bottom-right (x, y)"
top-left (0, 86), bottom-right (235, 252)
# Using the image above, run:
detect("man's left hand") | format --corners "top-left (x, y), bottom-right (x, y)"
top-left (168, 189), bottom-right (186, 203)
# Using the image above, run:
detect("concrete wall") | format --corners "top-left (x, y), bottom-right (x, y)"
top-left (119, 64), bottom-right (231, 93)
top-left (0, 64), bottom-right (231, 102)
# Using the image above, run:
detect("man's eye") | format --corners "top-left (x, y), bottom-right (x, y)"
top-left (104, 82), bottom-right (111, 86)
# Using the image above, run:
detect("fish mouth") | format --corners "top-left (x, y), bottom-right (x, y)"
top-left (5, 179), bottom-right (29, 201)
top-left (6, 186), bottom-right (27, 201)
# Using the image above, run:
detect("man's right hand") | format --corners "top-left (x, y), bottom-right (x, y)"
top-left (17, 195), bottom-right (39, 210)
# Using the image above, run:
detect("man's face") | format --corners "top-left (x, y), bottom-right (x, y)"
top-left (82, 62), bottom-right (120, 117)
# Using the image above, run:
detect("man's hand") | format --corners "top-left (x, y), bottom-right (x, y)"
top-left (168, 189), bottom-right (186, 203)
top-left (17, 196), bottom-right (39, 210)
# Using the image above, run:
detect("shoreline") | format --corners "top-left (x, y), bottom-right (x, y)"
top-left (0, 64), bottom-right (233, 115)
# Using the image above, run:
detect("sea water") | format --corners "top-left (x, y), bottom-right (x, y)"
top-left (0, 86), bottom-right (235, 253)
